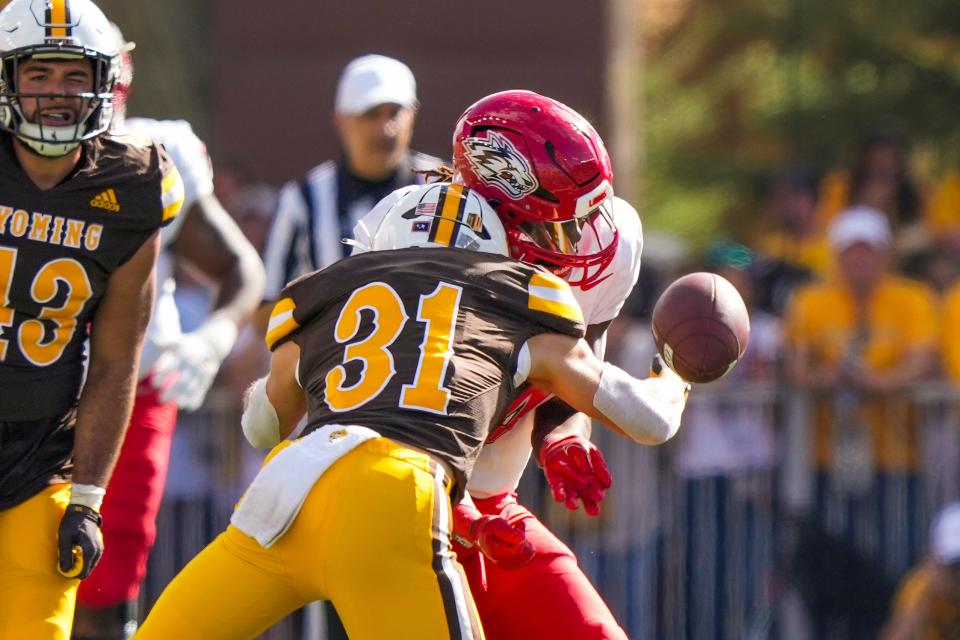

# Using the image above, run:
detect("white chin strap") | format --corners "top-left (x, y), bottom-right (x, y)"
top-left (17, 121), bottom-right (82, 156)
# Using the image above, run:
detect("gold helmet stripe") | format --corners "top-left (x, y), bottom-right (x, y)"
top-left (428, 183), bottom-right (466, 247)
top-left (46, 0), bottom-right (71, 38)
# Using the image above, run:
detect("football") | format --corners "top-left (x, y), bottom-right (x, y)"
top-left (651, 272), bottom-right (750, 383)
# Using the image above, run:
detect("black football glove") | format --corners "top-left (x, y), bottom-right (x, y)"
top-left (57, 504), bottom-right (103, 579)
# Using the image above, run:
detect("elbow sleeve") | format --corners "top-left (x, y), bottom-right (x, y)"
top-left (241, 377), bottom-right (281, 449)
top-left (592, 362), bottom-right (687, 444)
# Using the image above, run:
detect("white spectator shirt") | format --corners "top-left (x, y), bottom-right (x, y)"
top-left (118, 118), bottom-right (216, 380)
top-left (352, 193), bottom-right (645, 498)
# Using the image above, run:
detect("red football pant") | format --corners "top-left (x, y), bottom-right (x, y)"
top-left (461, 493), bottom-right (627, 640)
top-left (76, 384), bottom-right (178, 607)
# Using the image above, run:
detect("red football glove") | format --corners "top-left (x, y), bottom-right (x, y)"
top-left (451, 501), bottom-right (534, 569)
top-left (539, 434), bottom-right (612, 516)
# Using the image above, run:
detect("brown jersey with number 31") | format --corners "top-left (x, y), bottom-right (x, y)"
top-left (266, 247), bottom-right (585, 497)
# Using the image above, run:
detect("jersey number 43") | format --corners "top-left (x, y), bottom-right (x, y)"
top-left (0, 246), bottom-right (93, 366)
top-left (326, 281), bottom-right (462, 416)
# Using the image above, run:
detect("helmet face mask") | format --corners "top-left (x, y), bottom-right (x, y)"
top-left (509, 199), bottom-right (619, 288)
top-left (453, 90), bottom-right (619, 289)
top-left (0, 0), bottom-right (120, 156)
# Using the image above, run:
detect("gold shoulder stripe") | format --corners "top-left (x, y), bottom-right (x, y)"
top-left (528, 272), bottom-right (584, 323)
top-left (161, 167), bottom-right (185, 223)
top-left (266, 297), bottom-right (300, 350)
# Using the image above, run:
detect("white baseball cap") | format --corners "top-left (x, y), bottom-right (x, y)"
top-left (335, 54), bottom-right (417, 115)
top-left (932, 502), bottom-right (960, 565)
top-left (828, 205), bottom-right (893, 252)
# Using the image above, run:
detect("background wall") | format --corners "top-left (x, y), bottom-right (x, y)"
top-left (210, 0), bottom-right (608, 183)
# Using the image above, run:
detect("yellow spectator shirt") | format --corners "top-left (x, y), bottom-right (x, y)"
top-left (925, 170), bottom-right (960, 238)
top-left (754, 230), bottom-right (834, 278)
top-left (892, 564), bottom-right (960, 640)
top-left (785, 275), bottom-right (939, 470)
top-left (943, 282), bottom-right (960, 382)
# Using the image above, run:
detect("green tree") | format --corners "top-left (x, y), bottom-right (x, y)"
top-left (644, 0), bottom-right (960, 243)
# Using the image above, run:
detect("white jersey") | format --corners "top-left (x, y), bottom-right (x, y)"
top-left (353, 192), bottom-right (644, 497)
top-left (120, 118), bottom-right (216, 380)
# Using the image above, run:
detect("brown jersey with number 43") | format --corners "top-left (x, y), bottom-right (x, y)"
top-left (266, 247), bottom-right (585, 497)
top-left (0, 131), bottom-right (183, 510)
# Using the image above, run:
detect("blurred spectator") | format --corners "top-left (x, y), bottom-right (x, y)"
top-left (755, 166), bottom-right (832, 277)
top-left (904, 242), bottom-right (960, 297)
top-left (212, 159), bottom-right (257, 214)
top-left (752, 166), bottom-right (825, 315)
top-left (784, 206), bottom-right (939, 635)
top-left (943, 279), bottom-right (960, 382)
top-left (676, 242), bottom-right (782, 474)
top-left (817, 132), bottom-right (923, 230)
top-left (923, 170), bottom-right (960, 253)
top-left (229, 183), bottom-right (276, 254)
top-left (670, 242), bottom-right (782, 639)
top-left (881, 502), bottom-right (960, 640)
top-left (257, 54), bottom-right (439, 325)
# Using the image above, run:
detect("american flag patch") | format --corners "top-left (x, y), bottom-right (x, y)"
top-left (412, 221), bottom-right (430, 232)
top-left (416, 202), bottom-right (437, 216)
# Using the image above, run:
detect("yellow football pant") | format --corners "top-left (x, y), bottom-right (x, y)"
top-left (0, 483), bottom-right (77, 640)
top-left (136, 437), bottom-right (484, 640)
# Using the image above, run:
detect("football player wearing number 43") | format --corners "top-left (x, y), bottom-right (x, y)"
top-left (72, 24), bottom-right (266, 640)
top-left (135, 184), bottom-right (687, 640)
top-left (0, 1), bottom-right (184, 639)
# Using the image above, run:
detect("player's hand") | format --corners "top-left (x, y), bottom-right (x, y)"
top-left (151, 316), bottom-right (237, 410)
top-left (539, 434), bottom-right (612, 516)
top-left (472, 516), bottom-right (535, 569)
top-left (57, 504), bottom-right (103, 580)
top-left (651, 354), bottom-right (691, 399)
top-left (451, 501), bottom-right (534, 568)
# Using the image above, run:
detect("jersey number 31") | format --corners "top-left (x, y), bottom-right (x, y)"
top-left (326, 281), bottom-right (462, 415)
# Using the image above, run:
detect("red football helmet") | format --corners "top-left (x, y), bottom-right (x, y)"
top-left (453, 90), bottom-right (618, 289)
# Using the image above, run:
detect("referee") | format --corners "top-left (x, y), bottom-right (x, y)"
top-left (259, 54), bottom-right (439, 315)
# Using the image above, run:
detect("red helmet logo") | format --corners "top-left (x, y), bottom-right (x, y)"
top-left (460, 131), bottom-right (539, 199)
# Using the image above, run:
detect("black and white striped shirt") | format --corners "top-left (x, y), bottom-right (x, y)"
top-left (262, 151), bottom-right (440, 300)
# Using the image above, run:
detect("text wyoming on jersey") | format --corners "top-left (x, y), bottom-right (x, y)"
top-left (0, 207), bottom-right (104, 251)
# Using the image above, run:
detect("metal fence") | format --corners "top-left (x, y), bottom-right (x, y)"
top-left (141, 381), bottom-right (960, 639)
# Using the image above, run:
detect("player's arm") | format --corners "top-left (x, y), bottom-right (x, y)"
top-left (151, 194), bottom-right (266, 410)
top-left (73, 232), bottom-right (159, 486)
top-left (525, 332), bottom-right (688, 446)
top-left (531, 320), bottom-right (610, 452)
top-left (530, 321), bottom-right (613, 515)
top-left (171, 193), bottom-right (265, 326)
top-left (241, 340), bottom-right (305, 448)
top-left (58, 232), bottom-right (160, 579)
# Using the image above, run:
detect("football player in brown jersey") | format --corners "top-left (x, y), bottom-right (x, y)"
top-left (136, 185), bottom-right (686, 640)
top-left (71, 27), bottom-right (266, 640)
top-left (0, 2), bottom-right (183, 639)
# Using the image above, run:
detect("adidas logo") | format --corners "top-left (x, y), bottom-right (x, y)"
top-left (90, 188), bottom-right (120, 212)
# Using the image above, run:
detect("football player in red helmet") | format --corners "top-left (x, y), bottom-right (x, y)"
top-left (453, 90), bottom-right (619, 291)
top-left (448, 90), bottom-right (636, 640)
top-left (353, 90), bottom-right (645, 639)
